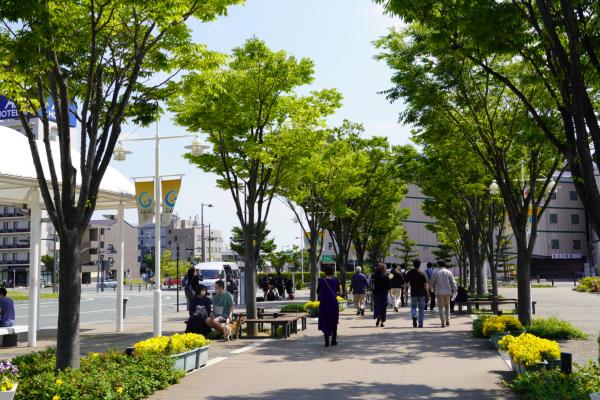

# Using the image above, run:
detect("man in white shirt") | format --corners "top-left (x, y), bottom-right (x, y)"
top-left (430, 261), bottom-right (458, 328)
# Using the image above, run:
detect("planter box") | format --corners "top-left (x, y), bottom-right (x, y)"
top-left (0, 383), bottom-right (18, 400)
top-left (338, 302), bottom-right (347, 311)
top-left (547, 358), bottom-right (561, 370)
top-left (510, 359), bottom-right (526, 375)
top-left (510, 359), bottom-right (548, 374)
top-left (307, 308), bottom-right (318, 318)
top-left (489, 332), bottom-right (510, 350)
top-left (589, 393), bottom-right (600, 400)
top-left (171, 346), bottom-right (209, 373)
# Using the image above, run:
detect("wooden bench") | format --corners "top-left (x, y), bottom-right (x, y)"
top-left (0, 325), bottom-right (27, 347)
top-left (457, 299), bottom-right (537, 315)
top-left (242, 313), bottom-right (308, 338)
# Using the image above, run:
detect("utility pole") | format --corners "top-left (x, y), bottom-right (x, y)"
top-left (201, 203), bottom-right (213, 262)
top-left (176, 243), bottom-right (180, 313)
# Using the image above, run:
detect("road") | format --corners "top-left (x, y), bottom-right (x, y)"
top-left (13, 286), bottom-right (184, 330)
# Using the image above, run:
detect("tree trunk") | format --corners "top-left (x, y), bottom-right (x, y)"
top-left (515, 246), bottom-right (532, 326)
top-left (243, 233), bottom-right (258, 336)
top-left (56, 231), bottom-right (82, 370)
top-left (337, 252), bottom-right (348, 296)
top-left (309, 232), bottom-right (319, 301)
top-left (355, 246), bottom-right (366, 269)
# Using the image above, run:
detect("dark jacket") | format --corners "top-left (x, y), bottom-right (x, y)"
top-left (390, 269), bottom-right (405, 288)
top-left (372, 271), bottom-right (390, 294)
top-left (350, 273), bottom-right (369, 294)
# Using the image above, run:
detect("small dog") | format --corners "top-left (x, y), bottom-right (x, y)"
top-left (223, 316), bottom-right (245, 341)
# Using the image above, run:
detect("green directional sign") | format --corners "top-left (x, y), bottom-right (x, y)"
top-left (321, 255), bottom-right (336, 262)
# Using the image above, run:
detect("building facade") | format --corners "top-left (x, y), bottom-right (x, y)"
top-left (80, 216), bottom-right (139, 284)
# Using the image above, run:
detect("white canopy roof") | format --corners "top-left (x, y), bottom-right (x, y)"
top-left (0, 125), bottom-right (135, 209)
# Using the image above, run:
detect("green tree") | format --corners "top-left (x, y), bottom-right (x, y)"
top-left (375, 0), bottom-right (600, 266)
top-left (0, 0), bottom-right (240, 369)
top-left (41, 255), bottom-right (55, 271)
top-left (377, 30), bottom-right (562, 324)
top-left (432, 244), bottom-right (453, 266)
top-left (395, 229), bottom-right (418, 267)
top-left (265, 250), bottom-right (294, 274)
top-left (281, 125), bottom-right (366, 300)
top-left (160, 250), bottom-right (190, 280)
top-left (229, 225), bottom-right (276, 271)
top-left (172, 38), bottom-right (341, 331)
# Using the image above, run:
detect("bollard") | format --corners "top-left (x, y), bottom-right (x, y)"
top-left (138, 284), bottom-right (141, 292)
top-left (551, 277), bottom-right (555, 287)
top-left (123, 297), bottom-right (129, 319)
top-left (560, 352), bottom-right (572, 374)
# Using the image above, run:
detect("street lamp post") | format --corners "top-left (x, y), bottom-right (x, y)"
top-left (176, 243), bottom-right (180, 313)
top-left (201, 203), bottom-right (213, 262)
top-left (114, 125), bottom-right (208, 337)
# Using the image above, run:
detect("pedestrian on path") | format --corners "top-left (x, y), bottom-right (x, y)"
top-left (317, 265), bottom-right (341, 347)
top-left (350, 266), bottom-right (369, 316)
top-left (404, 259), bottom-right (429, 328)
top-left (389, 265), bottom-right (405, 312)
top-left (430, 261), bottom-right (457, 327)
top-left (400, 263), bottom-right (408, 307)
top-left (0, 287), bottom-right (15, 327)
top-left (373, 263), bottom-right (391, 327)
top-left (425, 262), bottom-right (436, 310)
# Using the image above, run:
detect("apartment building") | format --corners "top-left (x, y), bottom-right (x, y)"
top-left (139, 217), bottom-right (225, 273)
top-left (80, 216), bottom-right (140, 284)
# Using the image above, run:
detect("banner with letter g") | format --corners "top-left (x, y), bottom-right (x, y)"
top-left (161, 178), bottom-right (181, 227)
top-left (135, 181), bottom-right (155, 226)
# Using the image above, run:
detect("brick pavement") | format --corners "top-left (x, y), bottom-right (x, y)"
top-left (148, 308), bottom-right (515, 400)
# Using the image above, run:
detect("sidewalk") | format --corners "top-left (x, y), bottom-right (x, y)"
top-left (148, 308), bottom-right (516, 400)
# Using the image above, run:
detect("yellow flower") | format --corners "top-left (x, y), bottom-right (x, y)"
top-left (116, 386), bottom-right (124, 394)
top-left (1, 386), bottom-right (6, 391)
top-left (53, 396), bottom-right (61, 400)
top-left (56, 379), bottom-right (63, 386)
top-left (5, 381), bottom-right (13, 390)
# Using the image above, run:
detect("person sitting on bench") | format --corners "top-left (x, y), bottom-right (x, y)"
top-left (186, 285), bottom-right (212, 336)
top-left (0, 288), bottom-right (15, 327)
top-left (206, 280), bottom-right (233, 336)
top-left (450, 285), bottom-right (468, 313)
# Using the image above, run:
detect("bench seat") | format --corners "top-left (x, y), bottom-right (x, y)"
top-left (0, 325), bottom-right (27, 347)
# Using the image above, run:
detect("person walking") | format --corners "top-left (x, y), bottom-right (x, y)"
top-left (425, 262), bottom-right (437, 310)
top-left (350, 266), bottom-right (369, 316)
top-left (372, 263), bottom-right (391, 327)
top-left (317, 265), bottom-right (341, 347)
top-left (389, 265), bottom-right (405, 312)
top-left (430, 260), bottom-right (458, 327)
top-left (399, 263), bottom-right (408, 307)
top-left (404, 259), bottom-right (429, 328)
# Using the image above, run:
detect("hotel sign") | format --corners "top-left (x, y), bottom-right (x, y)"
top-left (0, 95), bottom-right (77, 127)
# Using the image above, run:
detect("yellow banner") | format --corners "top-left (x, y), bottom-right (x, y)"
top-left (135, 181), bottom-right (155, 227)
top-left (161, 178), bottom-right (182, 227)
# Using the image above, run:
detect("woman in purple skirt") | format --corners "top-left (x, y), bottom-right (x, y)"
top-left (317, 265), bottom-right (341, 347)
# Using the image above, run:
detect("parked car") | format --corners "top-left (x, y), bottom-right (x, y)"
top-left (96, 279), bottom-right (117, 288)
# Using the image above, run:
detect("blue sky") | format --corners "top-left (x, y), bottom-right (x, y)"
top-left (114, 0), bottom-right (409, 248)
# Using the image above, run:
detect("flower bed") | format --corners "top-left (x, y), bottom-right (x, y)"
top-left (482, 315), bottom-right (523, 337)
top-left (499, 333), bottom-right (561, 371)
top-left (0, 361), bottom-right (18, 400)
top-left (304, 301), bottom-right (319, 317)
top-left (134, 333), bottom-right (210, 372)
top-left (526, 316), bottom-right (588, 340)
top-left (12, 348), bottom-right (184, 400)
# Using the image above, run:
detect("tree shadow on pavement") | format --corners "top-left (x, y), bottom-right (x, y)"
top-left (205, 381), bottom-right (516, 400)
top-left (251, 327), bottom-right (497, 366)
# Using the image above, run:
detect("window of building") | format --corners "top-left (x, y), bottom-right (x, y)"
top-left (13, 221), bottom-right (18, 229)
top-left (168, 241), bottom-right (172, 245)
top-left (571, 214), bottom-right (580, 225)
top-left (100, 241), bottom-right (104, 249)
top-left (570, 191), bottom-right (578, 201)
top-left (551, 192), bottom-right (557, 200)
top-left (573, 240), bottom-right (582, 250)
top-left (2, 238), bottom-right (7, 245)
top-left (89, 248), bottom-right (97, 255)
top-left (551, 239), bottom-right (560, 250)
top-left (100, 228), bottom-right (105, 235)
top-left (2, 222), bottom-right (7, 230)
top-left (549, 214), bottom-right (558, 224)
top-left (90, 229), bottom-right (98, 241)
top-left (1, 254), bottom-right (6, 261)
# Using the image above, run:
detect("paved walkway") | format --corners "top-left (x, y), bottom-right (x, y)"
top-left (148, 308), bottom-right (515, 400)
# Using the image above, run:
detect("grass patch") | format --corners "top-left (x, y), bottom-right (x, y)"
top-left (527, 316), bottom-right (588, 340)
top-left (7, 291), bottom-right (59, 301)
top-left (511, 362), bottom-right (600, 400)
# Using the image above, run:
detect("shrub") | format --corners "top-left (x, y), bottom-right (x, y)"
top-left (280, 303), bottom-right (305, 312)
top-left (134, 333), bottom-right (209, 356)
top-left (527, 317), bottom-right (588, 340)
top-left (511, 362), bottom-right (600, 400)
top-left (574, 277), bottom-right (599, 292)
top-left (472, 314), bottom-right (493, 338)
top-left (14, 350), bottom-right (184, 400)
top-left (482, 316), bottom-right (523, 337)
top-left (499, 333), bottom-right (561, 367)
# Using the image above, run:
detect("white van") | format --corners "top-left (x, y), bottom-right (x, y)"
top-left (193, 262), bottom-right (240, 297)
